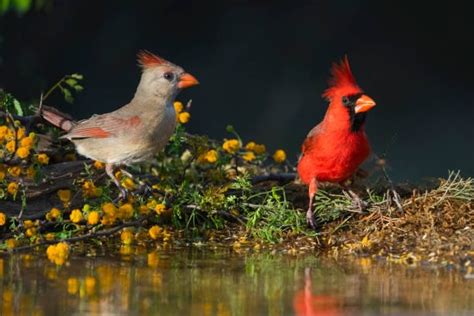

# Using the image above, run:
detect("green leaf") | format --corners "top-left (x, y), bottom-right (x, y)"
top-left (226, 125), bottom-right (235, 133)
top-left (0, 0), bottom-right (11, 14)
top-left (61, 88), bottom-right (73, 103)
top-left (57, 231), bottom-right (70, 240)
top-left (64, 78), bottom-right (78, 87)
top-left (13, 98), bottom-right (23, 116)
top-left (12, 0), bottom-right (31, 14)
top-left (73, 84), bottom-right (84, 92)
top-left (70, 73), bottom-right (84, 80)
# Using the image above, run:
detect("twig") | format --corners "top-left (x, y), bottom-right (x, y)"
top-left (215, 211), bottom-right (247, 225)
top-left (375, 154), bottom-right (403, 212)
top-left (42, 76), bottom-right (65, 101)
top-left (185, 205), bottom-right (247, 225)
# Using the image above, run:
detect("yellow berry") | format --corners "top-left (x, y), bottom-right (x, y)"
top-left (205, 150), bottom-right (218, 163)
top-left (36, 153), bottom-right (50, 165)
top-left (16, 128), bottom-right (26, 140)
top-left (46, 208), bottom-right (62, 221)
top-left (120, 230), bottom-right (134, 245)
top-left (154, 203), bottom-right (166, 215)
top-left (178, 112), bottom-right (191, 124)
top-left (8, 166), bottom-right (21, 177)
top-left (222, 139), bottom-right (240, 154)
top-left (87, 211), bottom-right (100, 225)
top-left (102, 202), bottom-right (117, 216)
top-left (5, 140), bottom-right (16, 153)
top-left (0, 212), bottom-right (6, 226)
top-left (69, 209), bottom-right (83, 223)
top-left (273, 149), bottom-right (287, 163)
top-left (173, 101), bottom-right (184, 113)
top-left (16, 146), bottom-right (30, 159)
top-left (20, 136), bottom-right (34, 148)
top-left (57, 189), bottom-right (72, 203)
top-left (253, 144), bottom-right (266, 155)
top-left (242, 151), bottom-right (256, 162)
top-left (91, 160), bottom-right (103, 169)
top-left (118, 203), bottom-right (134, 220)
top-left (7, 182), bottom-right (19, 196)
top-left (149, 225), bottom-right (162, 240)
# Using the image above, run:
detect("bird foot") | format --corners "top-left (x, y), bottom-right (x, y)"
top-left (132, 182), bottom-right (153, 197)
top-left (120, 169), bottom-right (135, 180)
top-left (346, 190), bottom-right (368, 213)
top-left (306, 208), bottom-right (316, 230)
top-left (389, 188), bottom-right (404, 212)
top-left (113, 187), bottom-right (129, 203)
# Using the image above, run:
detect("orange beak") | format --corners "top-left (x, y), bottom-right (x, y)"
top-left (177, 73), bottom-right (199, 89)
top-left (354, 94), bottom-right (376, 114)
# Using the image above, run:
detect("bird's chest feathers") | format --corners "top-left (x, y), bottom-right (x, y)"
top-left (139, 102), bottom-right (176, 146)
top-left (303, 128), bottom-right (370, 182)
top-left (118, 102), bottom-right (176, 163)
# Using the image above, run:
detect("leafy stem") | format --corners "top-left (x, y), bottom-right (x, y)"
top-left (43, 73), bottom-right (84, 103)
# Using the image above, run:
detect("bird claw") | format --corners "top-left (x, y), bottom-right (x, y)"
top-left (132, 182), bottom-right (153, 197)
top-left (113, 187), bottom-right (129, 203)
top-left (389, 189), bottom-right (404, 212)
top-left (346, 190), bottom-right (368, 213)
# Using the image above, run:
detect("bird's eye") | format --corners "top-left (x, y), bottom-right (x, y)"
top-left (342, 96), bottom-right (350, 106)
top-left (163, 72), bottom-right (174, 81)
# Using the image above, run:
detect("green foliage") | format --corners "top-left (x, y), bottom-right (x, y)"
top-left (312, 190), bottom-right (351, 223)
top-left (0, 0), bottom-right (52, 15)
top-left (43, 73), bottom-right (84, 103)
top-left (0, 90), bottom-right (33, 116)
top-left (245, 186), bottom-right (310, 242)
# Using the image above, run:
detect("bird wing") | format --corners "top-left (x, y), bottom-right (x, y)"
top-left (301, 123), bottom-right (323, 153)
top-left (62, 114), bottom-right (141, 140)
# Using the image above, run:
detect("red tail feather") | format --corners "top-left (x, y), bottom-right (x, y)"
top-left (40, 105), bottom-right (76, 132)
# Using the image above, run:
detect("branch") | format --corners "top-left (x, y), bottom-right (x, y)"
top-left (251, 172), bottom-right (296, 184)
top-left (5, 216), bottom-right (150, 253)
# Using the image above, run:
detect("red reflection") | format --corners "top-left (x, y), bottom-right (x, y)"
top-left (293, 268), bottom-right (342, 316)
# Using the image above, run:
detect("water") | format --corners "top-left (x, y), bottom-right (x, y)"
top-left (1, 247), bottom-right (473, 316)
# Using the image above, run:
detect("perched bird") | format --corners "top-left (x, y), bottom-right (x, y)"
top-left (297, 56), bottom-right (376, 228)
top-left (41, 50), bottom-right (199, 198)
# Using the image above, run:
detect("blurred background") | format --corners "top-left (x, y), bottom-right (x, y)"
top-left (1, 0), bottom-right (473, 182)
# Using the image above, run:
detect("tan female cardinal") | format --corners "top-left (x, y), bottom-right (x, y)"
top-left (297, 56), bottom-right (376, 228)
top-left (41, 50), bottom-right (199, 198)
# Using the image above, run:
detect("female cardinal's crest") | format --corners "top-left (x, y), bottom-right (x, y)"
top-left (137, 50), bottom-right (168, 69)
top-left (323, 56), bottom-right (361, 100)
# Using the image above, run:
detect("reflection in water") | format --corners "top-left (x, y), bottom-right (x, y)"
top-left (1, 248), bottom-right (473, 315)
top-left (293, 268), bottom-right (342, 316)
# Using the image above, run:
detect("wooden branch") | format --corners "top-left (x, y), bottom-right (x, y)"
top-left (1, 160), bottom-right (90, 218)
top-left (251, 172), bottom-right (296, 184)
top-left (5, 216), bottom-right (150, 253)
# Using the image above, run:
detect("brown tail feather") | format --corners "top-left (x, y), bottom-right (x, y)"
top-left (40, 105), bottom-right (76, 132)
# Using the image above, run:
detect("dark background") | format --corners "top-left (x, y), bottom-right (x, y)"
top-left (1, 0), bottom-right (473, 182)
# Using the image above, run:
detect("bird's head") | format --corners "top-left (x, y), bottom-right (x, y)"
top-left (322, 56), bottom-right (376, 132)
top-left (135, 50), bottom-right (199, 100)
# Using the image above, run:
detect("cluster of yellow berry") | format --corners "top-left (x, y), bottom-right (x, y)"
top-left (1, 123), bottom-right (50, 199)
top-left (118, 224), bottom-right (172, 247)
top-left (200, 138), bottom-right (287, 164)
top-left (0, 124), bottom-right (49, 163)
top-left (173, 101), bottom-right (191, 124)
top-left (46, 242), bottom-right (70, 265)
top-left (44, 188), bottom-right (168, 228)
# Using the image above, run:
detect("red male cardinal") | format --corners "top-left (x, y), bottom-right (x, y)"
top-left (297, 57), bottom-right (376, 228)
top-left (41, 50), bottom-right (199, 198)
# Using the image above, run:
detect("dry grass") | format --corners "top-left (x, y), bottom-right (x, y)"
top-left (320, 171), bottom-right (474, 268)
